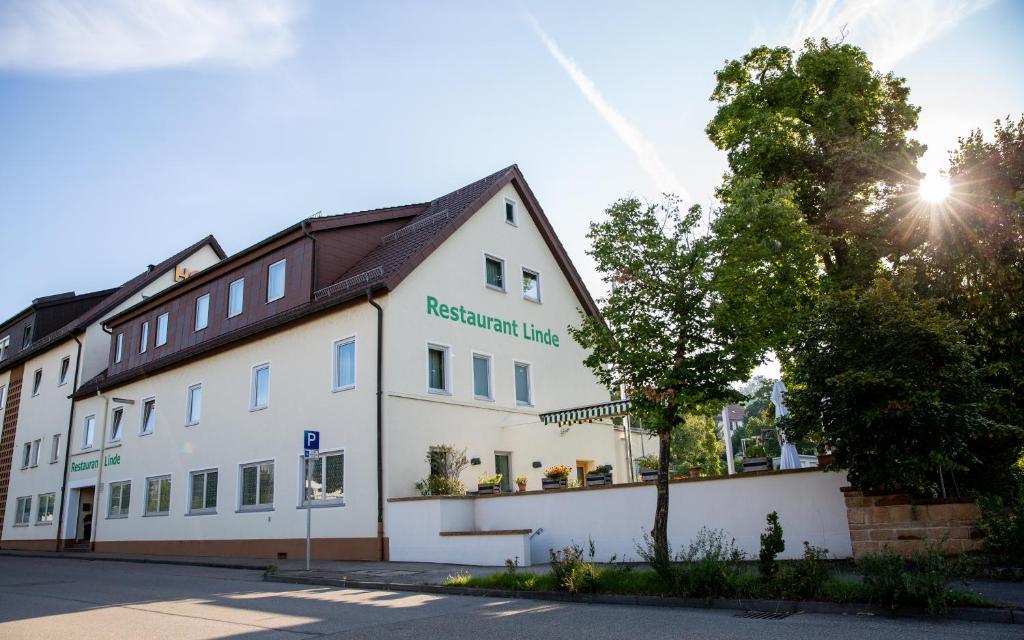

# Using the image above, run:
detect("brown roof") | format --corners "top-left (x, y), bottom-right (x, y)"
top-left (75, 165), bottom-right (600, 397)
top-left (0, 235), bottom-right (226, 375)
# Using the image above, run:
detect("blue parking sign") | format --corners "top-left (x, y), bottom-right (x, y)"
top-left (304, 430), bottom-right (320, 452)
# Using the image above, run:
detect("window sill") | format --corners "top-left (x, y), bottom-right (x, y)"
top-left (138, 431), bottom-right (154, 437)
top-left (485, 284), bottom-right (507, 294)
top-left (517, 401), bottom-right (535, 408)
top-left (474, 395), bottom-right (495, 402)
top-left (185, 422), bottom-right (200, 428)
top-left (236, 506), bottom-right (274, 513)
top-left (249, 405), bottom-right (268, 413)
top-left (12, 523), bottom-right (28, 528)
top-left (297, 500), bottom-right (345, 509)
top-left (332, 385), bottom-right (356, 394)
top-left (34, 521), bottom-right (52, 526)
top-left (58, 382), bottom-right (69, 388)
top-left (427, 389), bottom-right (452, 396)
top-left (142, 512), bottom-right (169, 517)
top-left (505, 219), bottom-right (518, 227)
top-left (186, 509), bottom-right (217, 517)
top-left (106, 514), bottom-right (128, 520)
top-left (523, 297), bottom-right (542, 305)
top-left (267, 295), bottom-right (285, 304)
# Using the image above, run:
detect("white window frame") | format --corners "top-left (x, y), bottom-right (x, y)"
top-left (21, 442), bottom-right (31, 469)
top-left (30, 438), bottom-right (40, 467)
top-left (82, 415), bottom-right (95, 450)
top-left (483, 252), bottom-right (507, 292)
top-left (228, 277), bottom-right (245, 318)
top-left (140, 397), bottom-right (156, 435)
top-left (472, 351), bottom-right (494, 401)
top-left (36, 492), bottom-right (55, 524)
top-left (14, 496), bottom-right (31, 525)
top-left (107, 480), bottom-right (131, 519)
top-left (140, 321), bottom-right (149, 354)
top-left (426, 342), bottom-right (452, 395)
top-left (194, 293), bottom-right (210, 331)
top-left (114, 333), bottom-right (124, 363)
top-left (299, 449), bottom-right (345, 507)
top-left (332, 337), bottom-right (356, 392)
top-left (185, 383), bottom-right (202, 426)
top-left (143, 474), bottom-right (172, 516)
top-left (521, 266), bottom-right (542, 303)
top-left (0, 383), bottom-right (6, 413)
top-left (250, 363), bottom-right (270, 411)
top-left (267, 259), bottom-right (287, 302)
top-left (513, 360), bottom-right (534, 407)
top-left (238, 459), bottom-right (275, 512)
top-left (109, 406), bottom-right (124, 442)
top-left (155, 312), bottom-right (169, 347)
top-left (0, 336), bottom-right (9, 361)
top-left (504, 197), bottom-right (518, 226)
top-left (50, 433), bottom-right (60, 463)
top-left (31, 368), bottom-right (42, 396)
top-left (187, 468), bottom-right (218, 515)
top-left (58, 356), bottom-right (71, 386)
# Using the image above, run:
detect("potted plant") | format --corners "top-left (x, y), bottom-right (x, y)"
top-left (688, 465), bottom-right (703, 479)
top-left (477, 473), bottom-right (502, 495)
top-left (542, 464), bottom-right (571, 490)
top-left (585, 464), bottom-right (613, 486)
top-left (635, 454), bottom-right (659, 482)
top-left (816, 445), bottom-right (834, 468)
top-left (741, 442), bottom-right (771, 472)
top-left (515, 475), bottom-right (528, 492)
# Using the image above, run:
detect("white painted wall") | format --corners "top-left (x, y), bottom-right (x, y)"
top-left (388, 470), bottom-right (853, 566)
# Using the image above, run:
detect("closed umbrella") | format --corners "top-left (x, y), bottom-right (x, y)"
top-left (772, 380), bottom-right (801, 470)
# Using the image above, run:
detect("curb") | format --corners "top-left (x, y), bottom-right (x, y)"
top-left (264, 573), bottom-right (1020, 625)
top-left (0, 550), bottom-right (269, 572)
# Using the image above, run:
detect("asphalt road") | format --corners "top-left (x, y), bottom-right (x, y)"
top-left (0, 556), bottom-right (1018, 639)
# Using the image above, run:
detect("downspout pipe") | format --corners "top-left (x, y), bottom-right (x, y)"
top-left (366, 289), bottom-right (385, 561)
top-left (55, 335), bottom-right (83, 551)
top-left (301, 220), bottom-right (318, 298)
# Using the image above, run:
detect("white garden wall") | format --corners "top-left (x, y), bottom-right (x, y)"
top-left (387, 469), bottom-right (852, 566)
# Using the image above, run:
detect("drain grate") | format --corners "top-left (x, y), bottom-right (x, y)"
top-left (735, 610), bottom-right (792, 620)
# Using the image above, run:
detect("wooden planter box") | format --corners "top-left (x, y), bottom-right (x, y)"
top-left (477, 483), bottom-right (502, 495)
top-left (639, 469), bottom-right (658, 482)
top-left (741, 456), bottom-right (771, 472)
top-left (817, 453), bottom-right (834, 467)
top-left (542, 477), bottom-right (568, 490)
top-left (585, 472), bottom-right (612, 486)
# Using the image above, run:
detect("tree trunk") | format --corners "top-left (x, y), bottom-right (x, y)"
top-left (652, 428), bottom-right (673, 568)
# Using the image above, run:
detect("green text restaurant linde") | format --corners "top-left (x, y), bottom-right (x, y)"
top-left (426, 295), bottom-right (561, 347)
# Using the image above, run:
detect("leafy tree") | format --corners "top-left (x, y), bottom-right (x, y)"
top-left (781, 280), bottom-right (1001, 494)
top-left (569, 196), bottom-right (757, 574)
top-left (671, 414), bottom-right (723, 475)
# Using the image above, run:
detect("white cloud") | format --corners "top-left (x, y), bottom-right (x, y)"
top-left (527, 14), bottom-right (690, 201)
top-left (786, 0), bottom-right (992, 70)
top-left (0, 0), bottom-right (301, 74)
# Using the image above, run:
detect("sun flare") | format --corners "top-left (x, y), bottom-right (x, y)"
top-left (919, 173), bottom-right (951, 203)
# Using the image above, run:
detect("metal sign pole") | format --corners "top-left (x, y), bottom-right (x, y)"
top-left (305, 454), bottom-right (312, 571)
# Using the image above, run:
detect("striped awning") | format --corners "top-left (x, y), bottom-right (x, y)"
top-left (540, 399), bottom-right (632, 426)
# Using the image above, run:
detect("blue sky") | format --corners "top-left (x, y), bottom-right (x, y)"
top-left (1, 0), bottom-right (1022, 337)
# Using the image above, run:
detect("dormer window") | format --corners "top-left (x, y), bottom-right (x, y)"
top-left (22, 325), bottom-right (32, 349)
top-left (504, 198), bottom-right (517, 226)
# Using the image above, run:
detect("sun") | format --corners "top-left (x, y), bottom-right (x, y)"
top-left (919, 173), bottom-right (951, 203)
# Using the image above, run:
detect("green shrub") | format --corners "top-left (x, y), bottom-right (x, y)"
top-left (977, 494), bottom-right (1024, 565)
top-left (415, 475), bottom-right (465, 496)
top-left (857, 544), bottom-right (969, 613)
top-left (758, 511), bottom-right (785, 578)
top-left (635, 454), bottom-right (659, 470)
top-left (781, 542), bottom-right (830, 600)
top-left (549, 540), bottom-right (599, 593)
top-left (680, 528), bottom-right (746, 599)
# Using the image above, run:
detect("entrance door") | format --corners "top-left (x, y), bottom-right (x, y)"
top-left (494, 453), bottom-right (511, 493)
top-left (76, 487), bottom-right (95, 543)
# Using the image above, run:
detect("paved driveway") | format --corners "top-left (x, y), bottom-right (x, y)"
top-left (0, 556), bottom-right (1018, 639)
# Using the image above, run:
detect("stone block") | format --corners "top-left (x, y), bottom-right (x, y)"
top-left (873, 494), bottom-right (912, 507)
top-left (849, 529), bottom-right (870, 542)
top-left (887, 505), bottom-right (915, 524)
top-left (871, 529), bottom-right (895, 541)
top-left (847, 508), bottom-right (866, 525)
top-left (867, 507), bottom-right (891, 525)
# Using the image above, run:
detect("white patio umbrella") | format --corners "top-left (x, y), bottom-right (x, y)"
top-left (772, 380), bottom-right (801, 470)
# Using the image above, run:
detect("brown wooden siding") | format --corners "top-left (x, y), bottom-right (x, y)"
top-left (0, 314), bottom-right (36, 355)
top-left (314, 219), bottom-right (409, 290)
top-left (0, 365), bottom-right (24, 539)
top-left (107, 238), bottom-right (314, 376)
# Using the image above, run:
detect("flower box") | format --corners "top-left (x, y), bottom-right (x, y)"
top-left (542, 477), bottom-right (568, 490)
top-left (741, 456), bottom-right (771, 472)
top-left (585, 472), bottom-right (612, 486)
top-left (639, 469), bottom-right (658, 482)
top-left (476, 482), bottom-right (502, 495)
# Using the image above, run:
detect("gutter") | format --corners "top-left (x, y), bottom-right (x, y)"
top-left (366, 289), bottom-right (385, 561)
top-left (55, 336), bottom-right (83, 551)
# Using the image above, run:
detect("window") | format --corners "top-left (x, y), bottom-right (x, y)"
top-left (21, 442), bottom-right (30, 469)
top-left (504, 198), bottom-right (517, 225)
top-left (82, 415), bottom-right (95, 449)
top-left (114, 333), bottom-right (124, 363)
top-left (251, 364), bottom-right (270, 410)
top-left (302, 451), bottom-right (344, 505)
top-left (514, 361), bottom-right (532, 406)
top-left (427, 344), bottom-right (450, 394)
top-left (140, 398), bottom-right (156, 434)
top-left (155, 313), bottom-right (169, 347)
top-left (484, 254), bottom-right (505, 291)
top-left (267, 259), bottom-right (286, 302)
top-left (228, 278), bottom-right (244, 318)
top-left (194, 293), bottom-right (210, 331)
top-left (50, 434), bottom-right (60, 463)
top-left (0, 336), bottom-right (8, 360)
top-left (14, 497), bottom-right (30, 525)
top-left (189, 469), bottom-right (218, 514)
top-left (239, 461), bottom-right (274, 510)
top-left (32, 368), bottom-right (42, 396)
top-left (186, 384), bottom-right (201, 426)
top-left (30, 439), bottom-right (40, 467)
top-left (58, 356), bottom-right (71, 386)
top-left (22, 325), bottom-right (32, 349)
top-left (334, 338), bottom-right (356, 391)
top-left (522, 268), bottom-right (541, 303)
top-left (473, 353), bottom-right (493, 400)
top-left (36, 493), bottom-right (55, 523)
top-left (110, 407), bottom-right (124, 442)
top-left (140, 321), bottom-right (149, 354)
top-left (108, 481), bottom-right (131, 518)
top-left (1, 384), bottom-right (7, 413)
top-left (144, 475), bottom-right (171, 516)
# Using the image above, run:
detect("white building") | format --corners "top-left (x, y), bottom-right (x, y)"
top-left (1, 166), bottom-right (653, 560)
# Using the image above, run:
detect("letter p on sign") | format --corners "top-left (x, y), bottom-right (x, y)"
top-left (304, 430), bottom-right (320, 452)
